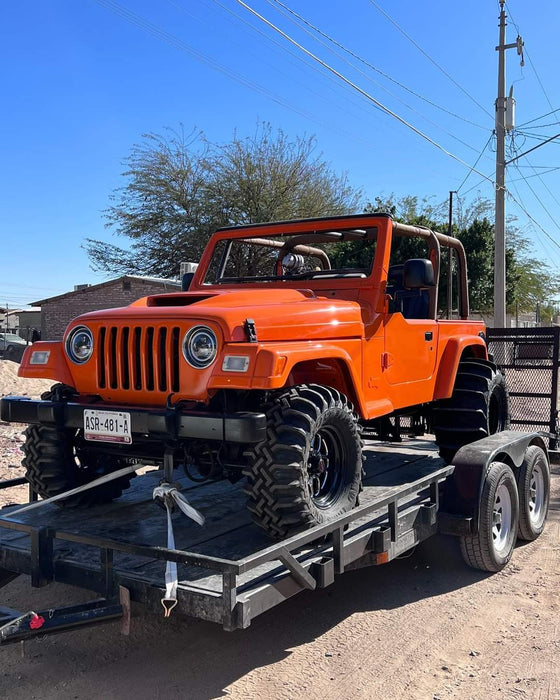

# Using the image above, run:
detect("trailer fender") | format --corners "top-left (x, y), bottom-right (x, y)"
top-left (440, 430), bottom-right (548, 533)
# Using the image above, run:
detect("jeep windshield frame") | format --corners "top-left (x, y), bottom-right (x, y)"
top-left (199, 226), bottom-right (379, 287)
top-left (190, 214), bottom-right (470, 319)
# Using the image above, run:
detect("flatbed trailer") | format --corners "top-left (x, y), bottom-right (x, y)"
top-left (0, 431), bottom-right (551, 643)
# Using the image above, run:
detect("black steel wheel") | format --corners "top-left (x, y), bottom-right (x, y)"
top-left (244, 384), bottom-right (363, 539)
top-left (460, 461), bottom-right (519, 572)
top-left (516, 445), bottom-right (550, 541)
top-left (432, 358), bottom-right (510, 463)
top-left (22, 424), bottom-right (134, 507)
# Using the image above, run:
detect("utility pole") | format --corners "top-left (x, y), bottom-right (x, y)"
top-left (494, 1), bottom-right (523, 328)
top-left (446, 190), bottom-right (456, 319)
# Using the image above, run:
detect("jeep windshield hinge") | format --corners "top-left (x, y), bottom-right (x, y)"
top-left (244, 318), bottom-right (258, 343)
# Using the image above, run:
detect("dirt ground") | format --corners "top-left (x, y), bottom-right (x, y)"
top-left (0, 361), bottom-right (559, 700)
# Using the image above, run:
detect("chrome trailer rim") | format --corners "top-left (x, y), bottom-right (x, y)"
top-left (528, 463), bottom-right (546, 527)
top-left (492, 482), bottom-right (513, 555)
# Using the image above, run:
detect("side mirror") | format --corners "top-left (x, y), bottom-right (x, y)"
top-left (403, 259), bottom-right (435, 289)
top-left (181, 272), bottom-right (194, 291)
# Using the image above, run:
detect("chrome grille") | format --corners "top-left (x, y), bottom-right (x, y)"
top-left (97, 325), bottom-right (181, 392)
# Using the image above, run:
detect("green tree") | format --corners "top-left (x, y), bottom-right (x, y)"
top-left (85, 124), bottom-right (362, 278)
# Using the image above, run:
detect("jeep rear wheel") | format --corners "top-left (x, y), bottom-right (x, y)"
top-left (22, 424), bottom-right (134, 506)
top-left (432, 358), bottom-right (510, 464)
top-left (244, 384), bottom-right (363, 539)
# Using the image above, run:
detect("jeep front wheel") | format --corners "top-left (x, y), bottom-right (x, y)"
top-left (244, 384), bottom-right (363, 539)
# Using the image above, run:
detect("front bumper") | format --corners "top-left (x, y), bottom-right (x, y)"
top-left (0, 396), bottom-right (267, 444)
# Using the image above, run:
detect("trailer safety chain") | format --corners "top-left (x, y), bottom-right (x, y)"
top-left (152, 484), bottom-right (205, 617)
top-left (0, 611), bottom-right (42, 643)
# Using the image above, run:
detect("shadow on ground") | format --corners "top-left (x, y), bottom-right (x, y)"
top-left (1, 532), bottom-right (489, 699)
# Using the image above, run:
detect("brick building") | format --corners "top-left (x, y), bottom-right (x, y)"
top-left (33, 275), bottom-right (180, 341)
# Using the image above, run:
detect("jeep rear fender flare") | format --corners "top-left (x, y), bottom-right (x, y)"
top-left (433, 336), bottom-right (487, 400)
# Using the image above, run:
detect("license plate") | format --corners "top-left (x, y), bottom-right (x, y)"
top-left (84, 409), bottom-right (132, 444)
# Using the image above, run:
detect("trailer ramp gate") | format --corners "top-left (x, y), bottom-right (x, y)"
top-left (0, 448), bottom-right (452, 636)
top-left (487, 326), bottom-right (560, 448)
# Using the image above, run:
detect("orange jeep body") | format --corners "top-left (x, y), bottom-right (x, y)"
top-left (4, 212), bottom-right (506, 538)
top-left (19, 213), bottom-right (486, 417)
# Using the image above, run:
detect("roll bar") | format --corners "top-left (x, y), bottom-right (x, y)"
top-left (392, 222), bottom-right (469, 319)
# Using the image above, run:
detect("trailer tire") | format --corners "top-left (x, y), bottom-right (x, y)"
top-left (432, 358), bottom-right (510, 464)
top-left (460, 461), bottom-right (519, 572)
top-left (516, 445), bottom-right (550, 541)
top-left (244, 384), bottom-right (363, 539)
top-left (22, 424), bottom-right (133, 506)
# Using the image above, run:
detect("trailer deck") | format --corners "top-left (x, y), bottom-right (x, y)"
top-left (0, 439), bottom-right (452, 634)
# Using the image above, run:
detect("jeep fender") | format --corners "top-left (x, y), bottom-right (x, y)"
top-left (433, 336), bottom-right (487, 400)
top-left (17, 341), bottom-right (74, 386)
top-left (210, 340), bottom-right (367, 416)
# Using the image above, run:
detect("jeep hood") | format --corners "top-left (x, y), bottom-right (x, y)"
top-left (76, 288), bottom-right (365, 342)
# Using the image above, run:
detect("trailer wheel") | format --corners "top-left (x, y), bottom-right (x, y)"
top-left (22, 424), bottom-right (133, 507)
top-left (516, 445), bottom-right (550, 541)
top-left (244, 384), bottom-right (363, 539)
top-left (432, 358), bottom-right (510, 464)
top-left (460, 461), bottom-right (519, 572)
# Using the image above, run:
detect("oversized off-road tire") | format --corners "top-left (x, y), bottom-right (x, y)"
top-left (516, 445), bottom-right (550, 541)
top-left (244, 384), bottom-right (363, 539)
top-left (22, 424), bottom-right (134, 507)
top-left (460, 461), bottom-right (519, 572)
top-left (432, 358), bottom-right (510, 464)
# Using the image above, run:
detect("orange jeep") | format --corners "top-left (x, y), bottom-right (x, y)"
top-left (2, 214), bottom-right (509, 537)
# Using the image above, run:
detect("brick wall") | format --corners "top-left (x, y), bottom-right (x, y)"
top-left (41, 278), bottom-right (179, 340)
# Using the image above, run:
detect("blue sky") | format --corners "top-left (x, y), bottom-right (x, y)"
top-left (2, 0), bottom-right (559, 308)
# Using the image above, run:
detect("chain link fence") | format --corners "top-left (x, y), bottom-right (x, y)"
top-left (487, 327), bottom-right (560, 448)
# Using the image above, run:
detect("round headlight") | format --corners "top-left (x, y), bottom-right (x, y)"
top-left (182, 326), bottom-right (218, 369)
top-left (66, 326), bottom-right (94, 364)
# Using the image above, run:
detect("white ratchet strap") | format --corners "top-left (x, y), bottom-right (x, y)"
top-left (4, 465), bottom-right (138, 519)
top-left (152, 484), bottom-right (205, 617)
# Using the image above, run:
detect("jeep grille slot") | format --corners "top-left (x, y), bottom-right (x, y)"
top-left (97, 325), bottom-right (181, 393)
top-left (97, 327), bottom-right (106, 388)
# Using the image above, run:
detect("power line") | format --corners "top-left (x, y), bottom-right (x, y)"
top-left (514, 131), bottom-right (560, 144)
top-left (368, 0), bottom-right (493, 120)
top-left (518, 108), bottom-right (560, 129)
top-left (508, 166), bottom-right (560, 183)
top-left (524, 157), bottom-right (560, 210)
top-left (519, 121), bottom-right (560, 131)
top-left (506, 177), bottom-right (560, 267)
top-left (456, 135), bottom-right (495, 193)
top-left (460, 173), bottom-right (494, 197)
top-left (507, 170), bottom-right (560, 253)
top-left (233, 0), bottom-right (495, 185)
top-left (168, 0), bottom-right (381, 145)
top-left (92, 0), bottom-right (330, 126)
top-left (258, 0), bottom-right (482, 154)
top-left (265, 0), bottom-right (488, 131)
top-left (505, 2), bottom-right (557, 114)
top-left (510, 163), bottom-right (560, 233)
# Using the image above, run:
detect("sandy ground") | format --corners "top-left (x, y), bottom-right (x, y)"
top-left (0, 361), bottom-right (559, 699)
top-left (0, 361), bottom-right (52, 505)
